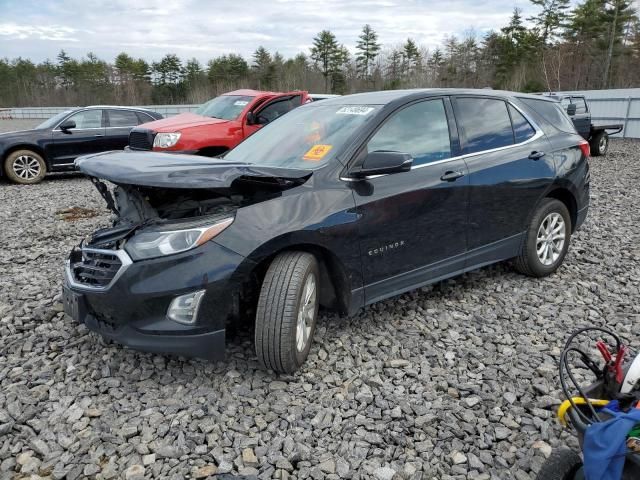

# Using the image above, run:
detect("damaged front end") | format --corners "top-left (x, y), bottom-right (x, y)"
top-left (75, 150), bottom-right (312, 258)
top-left (63, 151), bottom-right (312, 360)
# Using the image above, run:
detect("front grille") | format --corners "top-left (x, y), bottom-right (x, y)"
top-left (128, 130), bottom-right (154, 150)
top-left (69, 248), bottom-right (127, 289)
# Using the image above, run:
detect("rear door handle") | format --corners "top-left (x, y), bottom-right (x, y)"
top-left (94, 134), bottom-right (105, 138)
top-left (529, 151), bottom-right (545, 160)
top-left (440, 170), bottom-right (465, 182)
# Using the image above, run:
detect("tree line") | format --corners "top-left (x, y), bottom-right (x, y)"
top-left (1, 0), bottom-right (638, 108)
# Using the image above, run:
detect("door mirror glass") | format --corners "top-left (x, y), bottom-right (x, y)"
top-left (351, 151), bottom-right (413, 178)
top-left (246, 111), bottom-right (256, 125)
top-left (59, 119), bottom-right (76, 131)
top-left (566, 103), bottom-right (577, 116)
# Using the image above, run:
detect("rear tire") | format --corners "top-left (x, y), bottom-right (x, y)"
top-left (255, 252), bottom-right (319, 373)
top-left (535, 448), bottom-right (583, 480)
top-left (4, 149), bottom-right (47, 184)
top-left (589, 131), bottom-right (608, 157)
top-left (514, 198), bottom-right (571, 277)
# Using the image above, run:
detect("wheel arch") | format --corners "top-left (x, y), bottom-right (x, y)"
top-left (545, 187), bottom-right (578, 232)
top-left (2, 143), bottom-right (48, 169)
top-left (228, 240), bottom-right (353, 330)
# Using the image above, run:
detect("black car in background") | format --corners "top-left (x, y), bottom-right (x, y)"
top-left (64, 89), bottom-right (590, 373)
top-left (0, 106), bottom-right (163, 184)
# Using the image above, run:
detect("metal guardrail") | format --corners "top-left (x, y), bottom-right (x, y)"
top-left (3, 95), bottom-right (640, 138)
top-left (0, 105), bottom-right (199, 120)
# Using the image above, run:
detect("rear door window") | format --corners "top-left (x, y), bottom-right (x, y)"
top-left (518, 98), bottom-right (576, 133)
top-left (65, 109), bottom-right (103, 129)
top-left (455, 98), bottom-right (514, 154)
top-left (509, 105), bottom-right (536, 143)
top-left (108, 110), bottom-right (141, 127)
top-left (367, 99), bottom-right (452, 166)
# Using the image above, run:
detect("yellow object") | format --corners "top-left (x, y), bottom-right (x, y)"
top-left (303, 144), bottom-right (332, 161)
top-left (557, 397), bottom-right (610, 426)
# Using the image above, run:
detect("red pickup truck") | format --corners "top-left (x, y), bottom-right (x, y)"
top-left (128, 89), bottom-right (310, 156)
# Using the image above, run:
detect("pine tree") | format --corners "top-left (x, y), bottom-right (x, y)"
top-left (252, 46), bottom-right (274, 89)
top-left (403, 38), bottom-right (420, 76)
top-left (310, 30), bottom-right (340, 92)
top-left (529, 0), bottom-right (571, 43)
top-left (602, 1), bottom-right (638, 87)
top-left (355, 24), bottom-right (381, 83)
top-left (184, 58), bottom-right (205, 85)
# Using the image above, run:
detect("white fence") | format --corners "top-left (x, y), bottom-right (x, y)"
top-left (555, 88), bottom-right (640, 138)
top-left (0, 104), bottom-right (199, 120)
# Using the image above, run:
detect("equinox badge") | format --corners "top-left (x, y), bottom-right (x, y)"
top-left (368, 240), bottom-right (406, 256)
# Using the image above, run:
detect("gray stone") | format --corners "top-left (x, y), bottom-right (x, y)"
top-left (125, 464), bottom-right (145, 480)
top-left (373, 466), bottom-right (396, 480)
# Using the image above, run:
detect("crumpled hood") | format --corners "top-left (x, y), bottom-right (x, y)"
top-left (135, 112), bottom-right (230, 131)
top-left (75, 150), bottom-right (313, 189)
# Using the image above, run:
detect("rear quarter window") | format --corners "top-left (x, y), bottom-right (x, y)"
top-left (455, 97), bottom-right (514, 154)
top-left (518, 98), bottom-right (576, 134)
top-left (508, 105), bottom-right (536, 143)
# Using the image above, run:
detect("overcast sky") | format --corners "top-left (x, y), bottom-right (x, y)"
top-left (1, 0), bottom-right (572, 64)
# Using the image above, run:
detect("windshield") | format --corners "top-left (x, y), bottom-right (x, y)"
top-left (224, 104), bottom-right (381, 169)
top-left (37, 110), bottom-right (74, 129)
top-left (195, 95), bottom-right (254, 120)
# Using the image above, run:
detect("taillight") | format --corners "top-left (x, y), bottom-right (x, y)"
top-left (578, 140), bottom-right (590, 158)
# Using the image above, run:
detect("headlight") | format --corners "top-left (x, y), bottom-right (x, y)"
top-left (125, 217), bottom-right (233, 260)
top-left (153, 132), bottom-right (181, 148)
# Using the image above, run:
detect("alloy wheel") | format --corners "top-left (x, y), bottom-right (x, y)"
top-left (296, 273), bottom-right (317, 352)
top-left (536, 212), bottom-right (566, 266)
top-left (12, 155), bottom-right (41, 180)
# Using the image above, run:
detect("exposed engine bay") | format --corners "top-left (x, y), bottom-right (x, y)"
top-left (84, 175), bottom-right (309, 249)
top-left (74, 150), bottom-right (313, 249)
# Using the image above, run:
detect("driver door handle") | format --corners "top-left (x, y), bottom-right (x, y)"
top-left (440, 170), bottom-right (465, 182)
top-left (529, 151), bottom-right (545, 160)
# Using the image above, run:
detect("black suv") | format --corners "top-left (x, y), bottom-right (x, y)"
top-left (63, 89), bottom-right (590, 372)
top-left (0, 106), bottom-right (163, 184)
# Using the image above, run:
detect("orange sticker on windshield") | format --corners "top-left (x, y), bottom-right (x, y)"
top-left (303, 144), bottom-right (332, 161)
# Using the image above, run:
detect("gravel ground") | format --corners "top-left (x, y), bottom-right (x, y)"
top-left (1, 117), bottom-right (639, 480)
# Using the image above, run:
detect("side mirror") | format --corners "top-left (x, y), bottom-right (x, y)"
top-left (246, 112), bottom-right (256, 125)
top-left (350, 151), bottom-right (413, 179)
top-left (566, 103), bottom-right (577, 116)
top-left (60, 119), bottom-right (76, 131)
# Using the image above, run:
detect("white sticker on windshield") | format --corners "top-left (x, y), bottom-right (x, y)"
top-left (336, 106), bottom-right (375, 115)
top-left (234, 100), bottom-right (249, 106)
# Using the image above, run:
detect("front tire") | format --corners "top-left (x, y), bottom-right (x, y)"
top-left (590, 131), bottom-right (609, 157)
top-left (535, 448), bottom-right (583, 480)
top-left (4, 149), bottom-right (47, 184)
top-left (255, 252), bottom-right (319, 373)
top-left (515, 198), bottom-right (571, 277)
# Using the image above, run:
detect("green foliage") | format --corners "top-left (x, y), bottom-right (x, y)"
top-left (1, 3), bottom-right (639, 108)
top-left (252, 46), bottom-right (275, 89)
top-left (356, 24), bottom-right (381, 82)
top-left (529, 0), bottom-right (571, 42)
top-left (310, 30), bottom-right (344, 92)
top-left (207, 54), bottom-right (249, 82)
